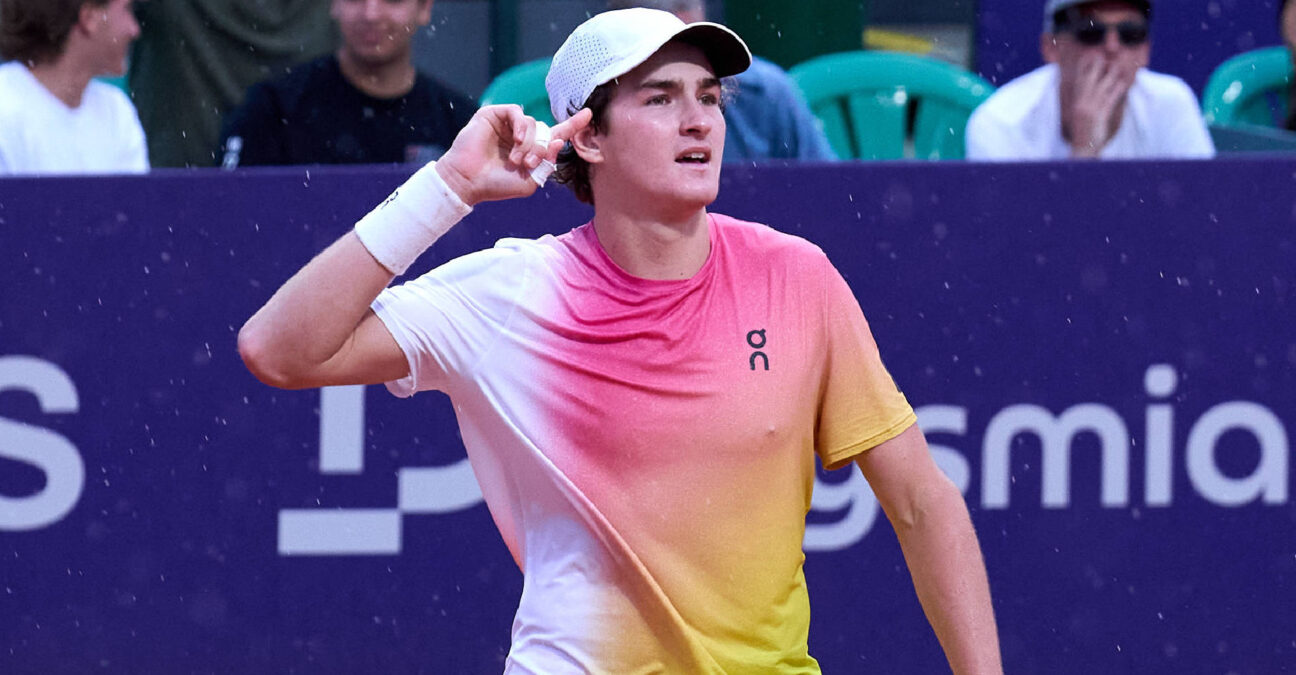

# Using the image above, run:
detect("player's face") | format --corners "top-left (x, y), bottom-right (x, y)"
top-left (84, 0), bottom-right (140, 77)
top-left (1044, 2), bottom-right (1150, 85)
top-left (332, 0), bottom-right (433, 67)
top-left (590, 42), bottom-right (725, 213)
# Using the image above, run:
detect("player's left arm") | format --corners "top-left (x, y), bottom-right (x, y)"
top-left (855, 423), bottom-right (1003, 675)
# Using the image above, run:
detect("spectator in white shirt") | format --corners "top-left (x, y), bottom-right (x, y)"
top-left (0, 0), bottom-right (149, 175)
top-left (966, 0), bottom-right (1214, 160)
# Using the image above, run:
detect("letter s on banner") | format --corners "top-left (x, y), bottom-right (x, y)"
top-left (0, 356), bottom-right (85, 531)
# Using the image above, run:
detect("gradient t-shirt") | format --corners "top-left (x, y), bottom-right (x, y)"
top-left (373, 213), bottom-right (915, 674)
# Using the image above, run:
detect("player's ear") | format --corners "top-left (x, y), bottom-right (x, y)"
top-left (570, 121), bottom-right (603, 165)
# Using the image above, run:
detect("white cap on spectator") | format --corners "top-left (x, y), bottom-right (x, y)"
top-left (1044, 0), bottom-right (1151, 31)
top-left (545, 8), bottom-right (752, 123)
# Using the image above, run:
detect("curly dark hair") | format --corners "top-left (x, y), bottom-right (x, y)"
top-left (552, 82), bottom-right (615, 205)
top-left (0, 0), bottom-right (111, 65)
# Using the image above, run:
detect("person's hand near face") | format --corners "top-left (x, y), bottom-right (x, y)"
top-left (1043, 2), bottom-right (1150, 157)
top-left (1066, 48), bottom-right (1139, 156)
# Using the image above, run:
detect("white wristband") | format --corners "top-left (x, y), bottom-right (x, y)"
top-left (354, 161), bottom-right (472, 275)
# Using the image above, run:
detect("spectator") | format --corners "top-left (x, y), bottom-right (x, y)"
top-left (966, 0), bottom-right (1215, 160)
top-left (1282, 0), bottom-right (1296, 131)
top-left (219, 0), bottom-right (474, 168)
top-left (0, 0), bottom-right (148, 174)
top-left (127, 1), bottom-right (337, 168)
top-left (607, 0), bottom-right (836, 162)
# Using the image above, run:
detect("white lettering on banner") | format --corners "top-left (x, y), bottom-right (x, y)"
top-left (1144, 364), bottom-right (1177, 506)
top-left (982, 403), bottom-right (1131, 509)
top-left (278, 386), bottom-right (481, 555)
top-left (319, 385), bottom-right (365, 474)
top-left (1185, 402), bottom-right (1288, 505)
top-left (284, 364), bottom-right (1291, 556)
top-left (0, 356), bottom-right (85, 531)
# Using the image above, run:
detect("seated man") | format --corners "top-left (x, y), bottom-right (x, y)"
top-left (219, 0), bottom-right (473, 167)
top-left (0, 0), bottom-right (148, 174)
top-left (609, 0), bottom-right (836, 162)
top-left (966, 0), bottom-right (1215, 160)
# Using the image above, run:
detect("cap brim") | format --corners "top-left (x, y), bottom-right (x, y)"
top-left (671, 22), bottom-right (753, 79)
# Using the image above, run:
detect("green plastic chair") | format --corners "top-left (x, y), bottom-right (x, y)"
top-left (479, 58), bottom-right (554, 125)
top-left (95, 75), bottom-right (129, 94)
top-left (1202, 46), bottom-right (1293, 128)
top-left (787, 51), bottom-right (995, 160)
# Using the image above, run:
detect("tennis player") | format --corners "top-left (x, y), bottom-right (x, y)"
top-left (239, 8), bottom-right (1002, 673)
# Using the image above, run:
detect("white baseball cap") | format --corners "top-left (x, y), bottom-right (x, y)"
top-left (545, 8), bottom-right (752, 123)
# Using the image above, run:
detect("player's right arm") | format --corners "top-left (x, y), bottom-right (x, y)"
top-left (237, 104), bottom-right (593, 390)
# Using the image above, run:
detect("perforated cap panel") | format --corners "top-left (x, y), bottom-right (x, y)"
top-left (545, 8), bottom-right (751, 122)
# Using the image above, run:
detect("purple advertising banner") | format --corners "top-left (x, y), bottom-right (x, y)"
top-left (2, 158), bottom-right (1295, 673)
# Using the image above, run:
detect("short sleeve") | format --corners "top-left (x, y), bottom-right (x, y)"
top-left (119, 93), bottom-right (150, 172)
top-left (0, 133), bottom-right (11, 172)
top-left (762, 66), bottom-right (836, 160)
top-left (964, 104), bottom-right (1008, 161)
top-left (814, 262), bottom-right (917, 469)
top-left (780, 82), bottom-right (836, 161)
top-left (1162, 80), bottom-right (1215, 159)
top-left (371, 241), bottom-right (535, 397)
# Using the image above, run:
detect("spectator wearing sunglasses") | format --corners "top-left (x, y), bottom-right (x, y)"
top-left (965, 0), bottom-right (1214, 160)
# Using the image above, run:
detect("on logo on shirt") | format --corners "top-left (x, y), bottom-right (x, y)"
top-left (747, 329), bottom-right (769, 371)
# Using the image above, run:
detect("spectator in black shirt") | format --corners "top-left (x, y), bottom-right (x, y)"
top-left (219, 0), bottom-right (474, 167)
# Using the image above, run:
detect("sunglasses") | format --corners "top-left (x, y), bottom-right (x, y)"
top-left (1066, 20), bottom-right (1150, 47)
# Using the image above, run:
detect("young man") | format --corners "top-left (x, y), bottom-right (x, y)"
top-left (608, 0), bottom-right (837, 162)
top-left (239, 8), bottom-right (1001, 673)
top-left (0, 0), bottom-right (148, 174)
top-left (219, 0), bottom-right (473, 167)
top-left (965, 0), bottom-right (1215, 160)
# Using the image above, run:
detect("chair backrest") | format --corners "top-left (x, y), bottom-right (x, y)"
top-left (1202, 46), bottom-right (1293, 128)
top-left (787, 51), bottom-right (995, 160)
top-left (95, 75), bottom-right (129, 94)
top-left (479, 58), bottom-right (555, 125)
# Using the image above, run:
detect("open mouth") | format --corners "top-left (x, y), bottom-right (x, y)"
top-left (675, 151), bottom-right (711, 164)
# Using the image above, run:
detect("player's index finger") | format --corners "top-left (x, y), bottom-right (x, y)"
top-left (552, 108), bottom-right (593, 141)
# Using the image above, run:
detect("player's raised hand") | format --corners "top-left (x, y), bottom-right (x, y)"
top-left (435, 105), bottom-right (594, 206)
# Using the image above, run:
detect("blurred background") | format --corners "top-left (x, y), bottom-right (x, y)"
top-left (394, 0), bottom-right (1274, 107)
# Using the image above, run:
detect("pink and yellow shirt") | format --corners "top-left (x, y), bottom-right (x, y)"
top-left (373, 213), bottom-right (915, 673)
